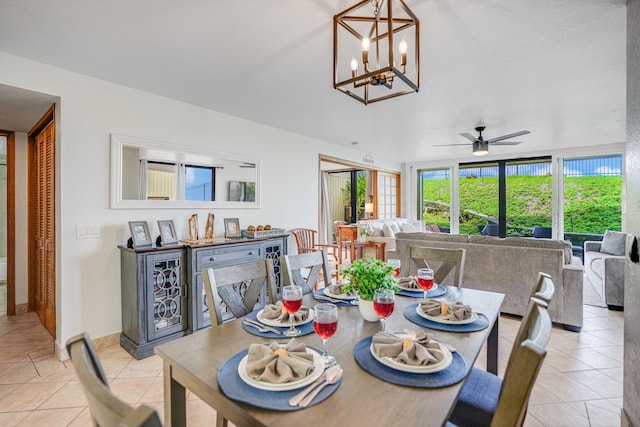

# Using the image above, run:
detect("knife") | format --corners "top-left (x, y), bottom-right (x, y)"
top-left (243, 318), bottom-right (283, 335)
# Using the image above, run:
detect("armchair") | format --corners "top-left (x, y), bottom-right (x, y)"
top-left (584, 236), bottom-right (626, 309)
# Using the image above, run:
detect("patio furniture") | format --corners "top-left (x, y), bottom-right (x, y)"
top-left (584, 230), bottom-right (628, 309)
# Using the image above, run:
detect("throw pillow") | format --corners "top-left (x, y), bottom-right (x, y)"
top-left (600, 230), bottom-right (627, 256)
top-left (367, 222), bottom-right (384, 237)
top-left (409, 220), bottom-right (424, 232)
top-left (383, 223), bottom-right (396, 237)
top-left (389, 222), bottom-right (401, 234)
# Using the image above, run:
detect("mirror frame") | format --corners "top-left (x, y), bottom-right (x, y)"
top-left (110, 134), bottom-right (261, 209)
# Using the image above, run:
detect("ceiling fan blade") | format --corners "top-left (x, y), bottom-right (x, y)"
top-left (460, 132), bottom-right (479, 143)
top-left (490, 141), bottom-right (522, 146)
top-left (485, 130), bottom-right (530, 144)
top-left (433, 143), bottom-right (473, 147)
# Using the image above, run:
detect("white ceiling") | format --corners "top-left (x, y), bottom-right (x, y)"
top-left (0, 0), bottom-right (627, 163)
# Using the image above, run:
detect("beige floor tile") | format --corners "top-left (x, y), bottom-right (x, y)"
top-left (67, 407), bottom-right (92, 427)
top-left (0, 410), bottom-right (30, 426)
top-left (584, 399), bottom-right (622, 426)
top-left (527, 402), bottom-right (590, 427)
top-left (117, 354), bottom-right (163, 378)
top-left (523, 413), bottom-right (545, 427)
top-left (0, 383), bottom-right (20, 401)
top-left (570, 347), bottom-right (621, 370)
top-left (593, 345), bottom-right (624, 363)
top-left (109, 377), bottom-right (155, 405)
top-left (535, 372), bottom-right (601, 402)
top-left (564, 370), bottom-right (623, 399)
top-left (139, 375), bottom-right (165, 404)
top-left (0, 362), bottom-right (38, 384)
top-left (543, 349), bottom-right (594, 373)
top-left (39, 380), bottom-right (88, 409)
top-left (0, 346), bottom-right (37, 363)
top-left (15, 407), bottom-right (84, 426)
top-left (186, 398), bottom-right (218, 426)
top-left (0, 381), bottom-right (66, 411)
top-left (31, 356), bottom-right (77, 382)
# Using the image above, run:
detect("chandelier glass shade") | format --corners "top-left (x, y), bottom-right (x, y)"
top-left (333, 0), bottom-right (420, 105)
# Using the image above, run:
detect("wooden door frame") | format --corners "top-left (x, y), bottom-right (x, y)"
top-left (27, 105), bottom-right (55, 321)
top-left (2, 130), bottom-right (15, 315)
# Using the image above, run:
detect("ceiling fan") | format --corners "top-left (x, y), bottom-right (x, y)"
top-left (434, 125), bottom-right (531, 156)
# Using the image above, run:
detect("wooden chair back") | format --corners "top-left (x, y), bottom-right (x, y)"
top-left (202, 259), bottom-right (277, 326)
top-left (291, 228), bottom-right (318, 253)
top-left (290, 228), bottom-right (340, 284)
top-left (403, 245), bottom-right (466, 287)
top-left (281, 250), bottom-right (333, 295)
top-left (530, 272), bottom-right (555, 303)
top-left (65, 333), bottom-right (162, 427)
top-left (492, 298), bottom-right (552, 427)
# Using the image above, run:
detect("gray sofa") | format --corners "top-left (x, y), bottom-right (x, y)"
top-left (395, 232), bottom-right (584, 331)
top-left (583, 232), bottom-right (627, 309)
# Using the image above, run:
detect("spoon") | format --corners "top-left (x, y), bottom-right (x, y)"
top-left (288, 360), bottom-right (336, 406)
top-left (298, 365), bottom-right (343, 407)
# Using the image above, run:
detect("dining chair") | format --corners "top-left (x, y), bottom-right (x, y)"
top-left (402, 245), bottom-right (466, 287)
top-left (281, 250), bottom-right (333, 296)
top-left (65, 333), bottom-right (162, 427)
top-left (290, 228), bottom-right (340, 284)
top-left (202, 259), bottom-right (277, 326)
top-left (530, 272), bottom-right (555, 303)
top-left (334, 220), bottom-right (351, 262)
top-left (448, 296), bottom-right (553, 427)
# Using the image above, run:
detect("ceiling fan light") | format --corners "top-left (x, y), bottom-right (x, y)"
top-left (473, 141), bottom-right (489, 156)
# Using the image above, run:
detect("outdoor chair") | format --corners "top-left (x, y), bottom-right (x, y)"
top-left (290, 228), bottom-right (340, 284)
top-left (65, 333), bottom-right (162, 427)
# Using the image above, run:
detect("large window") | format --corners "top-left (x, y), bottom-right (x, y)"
top-left (378, 172), bottom-right (398, 220)
top-left (563, 154), bottom-right (622, 238)
top-left (458, 157), bottom-right (552, 237)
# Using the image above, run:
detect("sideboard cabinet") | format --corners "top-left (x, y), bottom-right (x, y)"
top-left (119, 246), bottom-right (188, 359)
top-left (119, 234), bottom-right (287, 358)
top-left (187, 235), bottom-right (288, 331)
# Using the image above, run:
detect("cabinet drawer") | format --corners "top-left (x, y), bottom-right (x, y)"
top-left (196, 244), bottom-right (262, 270)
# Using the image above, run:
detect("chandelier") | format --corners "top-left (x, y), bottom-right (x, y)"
top-left (333, 0), bottom-right (419, 105)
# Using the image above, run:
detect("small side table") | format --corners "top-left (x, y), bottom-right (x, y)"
top-left (353, 241), bottom-right (386, 261)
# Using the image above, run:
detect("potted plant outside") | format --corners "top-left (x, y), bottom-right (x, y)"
top-left (341, 257), bottom-right (399, 321)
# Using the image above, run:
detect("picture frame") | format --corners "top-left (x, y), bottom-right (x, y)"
top-left (224, 218), bottom-right (241, 238)
top-left (128, 221), bottom-right (153, 247)
top-left (157, 220), bottom-right (178, 246)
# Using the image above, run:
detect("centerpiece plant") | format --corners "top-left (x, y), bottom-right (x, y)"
top-left (341, 257), bottom-right (399, 301)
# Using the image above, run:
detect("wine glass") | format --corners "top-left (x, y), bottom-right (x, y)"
top-left (282, 285), bottom-right (303, 337)
top-left (387, 259), bottom-right (401, 277)
top-left (313, 303), bottom-right (338, 365)
top-left (373, 289), bottom-right (395, 333)
top-left (417, 268), bottom-right (435, 301)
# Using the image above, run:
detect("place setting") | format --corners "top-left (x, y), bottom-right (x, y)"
top-left (219, 303), bottom-right (342, 410)
top-left (352, 289), bottom-right (467, 387)
top-left (313, 282), bottom-right (358, 306)
top-left (395, 266), bottom-right (447, 298)
top-left (403, 295), bottom-right (490, 333)
top-left (242, 285), bottom-right (314, 338)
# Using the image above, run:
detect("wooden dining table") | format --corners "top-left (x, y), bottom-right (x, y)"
top-left (155, 287), bottom-right (504, 427)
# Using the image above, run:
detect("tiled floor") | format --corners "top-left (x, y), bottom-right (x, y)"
top-left (0, 303), bottom-right (623, 426)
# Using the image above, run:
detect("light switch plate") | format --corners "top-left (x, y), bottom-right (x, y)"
top-left (76, 224), bottom-right (101, 239)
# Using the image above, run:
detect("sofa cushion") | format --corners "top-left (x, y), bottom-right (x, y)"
top-left (468, 236), bottom-right (573, 264)
top-left (396, 232), bottom-right (470, 244)
top-left (383, 223), bottom-right (396, 237)
top-left (366, 221), bottom-right (384, 236)
top-left (401, 221), bottom-right (421, 233)
top-left (600, 230), bottom-right (627, 256)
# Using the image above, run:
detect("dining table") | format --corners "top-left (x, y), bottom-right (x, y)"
top-left (155, 286), bottom-right (504, 427)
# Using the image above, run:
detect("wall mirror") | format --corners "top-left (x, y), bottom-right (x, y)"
top-left (110, 134), bottom-right (260, 209)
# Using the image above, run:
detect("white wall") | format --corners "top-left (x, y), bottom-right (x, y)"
top-left (0, 51), bottom-right (401, 350)
top-left (14, 132), bottom-right (28, 305)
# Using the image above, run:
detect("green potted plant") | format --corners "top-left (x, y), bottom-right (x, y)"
top-left (341, 257), bottom-right (399, 321)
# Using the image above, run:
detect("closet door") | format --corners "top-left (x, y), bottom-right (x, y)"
top-left (32, 119), bottom-right (56, 337)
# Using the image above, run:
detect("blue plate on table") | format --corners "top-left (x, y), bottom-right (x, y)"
top-left (242, 309), bottom-right (314, 338)
top-left (353, 336), bottom-right (467, 388)
top-left (403, 303), bottom-right (490, 332)
top-left (396, 284), bottom-right (447, 298)
top-left (218, 346), bottom-right (341, 410)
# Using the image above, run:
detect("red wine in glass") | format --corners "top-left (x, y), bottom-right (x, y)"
top-left (282, 298), bottom-right (302, 313)
top-left (417, 277), bottom-right (434, 291)
top-left (387, 259), bottom-right (401, 277)
top-left (374, 298), bottom-right (395, 318)
top-left (313, 317), bottom-right (338, 339)
top-left (417, 268), bottom-right (435, 302)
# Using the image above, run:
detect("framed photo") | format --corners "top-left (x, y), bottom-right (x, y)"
top-left (224, 218), bottom-right (241, 238)
top-left (157, 220), bottom-right (178, 246)
top-left (128, 221), bottom-right (152, 247)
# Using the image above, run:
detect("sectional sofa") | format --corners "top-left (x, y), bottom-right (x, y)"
top-left (394, 232), bottom-right (584, 331)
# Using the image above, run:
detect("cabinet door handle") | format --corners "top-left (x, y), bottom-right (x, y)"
top-left (248, 251), bottom-right (255, 255)
top-left (209, 257), bottom-right (216, 261)
top-left (182, 283), bottom-right (188, 299)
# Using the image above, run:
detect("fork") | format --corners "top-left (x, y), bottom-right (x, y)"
top-left (243, 319), bottom-right (282, 334)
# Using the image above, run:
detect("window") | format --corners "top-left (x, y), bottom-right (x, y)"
top-left (147, 161), bottom-right (177, 200)
top-left (419, 168), bottom-right (451, 231)
top-left (185, 165), bottom-right (215, 201)
top-left (378, 172), bottom-right (399, 219)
